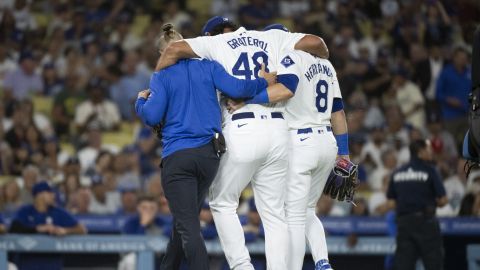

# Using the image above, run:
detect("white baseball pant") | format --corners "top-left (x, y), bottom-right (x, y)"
top-left (285, 126), bottom-right (337, 270)
top-left (209, 111), bottom-right (289, 270)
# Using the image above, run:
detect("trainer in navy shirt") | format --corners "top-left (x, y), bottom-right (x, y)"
top-left (386, 139), bottom-right (447, 270)
top-left (135, 59), bottom-right (267, 157)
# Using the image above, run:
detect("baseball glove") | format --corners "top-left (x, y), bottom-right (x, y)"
top-left (323, 157), bottom-right (358, 203)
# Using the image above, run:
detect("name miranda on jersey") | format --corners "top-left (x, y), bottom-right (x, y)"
top-left (305, 63), bottom-right (333, 82)
top-left (226, 37), bottom-right (268, 52)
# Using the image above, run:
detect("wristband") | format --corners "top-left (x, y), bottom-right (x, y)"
top-left (245, 89), bottom-right (269, 104)
top-left (335, 133), bottom-right (349, 155)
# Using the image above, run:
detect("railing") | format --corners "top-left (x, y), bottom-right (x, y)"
top-left (3, 215), bottom-right (480, 235)
top-left (0, 235), bottom-right (395, 270)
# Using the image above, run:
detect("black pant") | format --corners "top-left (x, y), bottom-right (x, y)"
top-left (394, 214), bottom-right (444, 270)
top-left (160, 142), bottom-right (220, 270)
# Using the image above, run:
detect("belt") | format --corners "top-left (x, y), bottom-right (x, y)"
top-left (232, 112), bottom-right (284, 121)
top-left (297, 126), bottom-right (332, 134)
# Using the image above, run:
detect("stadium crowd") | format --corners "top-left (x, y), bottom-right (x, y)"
top-left (0, 0), bottom-right (479, 253)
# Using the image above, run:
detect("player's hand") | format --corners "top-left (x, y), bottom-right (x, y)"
top-left (226, 98), bottom-right (246, 113)
top-left (138, 89), bottom-right (151, 99)
top-left (258, 63), bottom-right (276, 86)
top-left (338, 155), bottom-right (350, 161)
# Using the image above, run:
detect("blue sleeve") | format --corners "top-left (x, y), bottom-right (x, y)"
top-left (431, 168), bottom-right (447, 198)
top-left (135, 74), bottom-right (168, 126)
top-left (210, 61), bottom-right (267, 98)
top-left (332, 98), bottom-right (344, 113)
top-left (54, 208), bottom-right (78, 227)
top-left (277, 74), bottom-right (299, 93)
top-left (14, 207), bottom-right (33, 227)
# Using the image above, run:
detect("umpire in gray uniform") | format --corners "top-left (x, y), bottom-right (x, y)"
top-left (387, 139), bottom-right (448, 270)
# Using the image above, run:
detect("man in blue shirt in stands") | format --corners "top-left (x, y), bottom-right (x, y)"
top-left (436, 47), bottom-right (471, 142)
top-left (135, 24), bottom-right (274, 270)
top-left (9, 181), bottom-right (87, 270)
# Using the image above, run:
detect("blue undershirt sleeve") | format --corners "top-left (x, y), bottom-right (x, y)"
top-left (210, 61), bottom-right (267, 98)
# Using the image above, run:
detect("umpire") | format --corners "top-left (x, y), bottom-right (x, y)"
top-left (387, 139), bottom-right (448, 270)
top-left (135, 24), bottom-right (272, 270)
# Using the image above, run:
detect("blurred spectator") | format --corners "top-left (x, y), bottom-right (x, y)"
top-left (368, 176), bottom-right (391, 216)
top-left (77, 127), bottom-right (105, 171)
top-left (350, 197), bottom-right (369, 216)
top-left (19, 165), bottom-right (40, 204)
top-left (118, 195), bottom-right (171, 270)
top-left (22, 99), bottom-right (53, 137)
top-left (74, 77), bottom-right (121, 133)
top-left (162, 1), bottom-right (192, 32)
top-left (117, 181), bottom-right (140, 215)
top-left (238, 0), bottom-right (273, 30)
top-left (211, 0), bottom-right (239, 21)
top-left (361, 126), bottom-right (389, 170)
top-left (110, 50), bottom-right (149, 120)
top-left (279, 0), bottom-right (309, 18)
top-left (369, 149), bottom-right (398, 191)
top-left (9, 181), bottom-right (87, 270)
top-left (442, 159), bottom-right (467, 214)
top-left (51, 74), bottom-right (86, 137)
top-left (458, 192), bottom-right (480, 216)
top-left (68, 188), bottom-right (91, 214)
top-left (4, 179), bottom-right (22, 214)
top-left (3, 51), bottom-right (43, 102)
top-left (88, 174), bottom-right (120, 214)
top-left (435, 47), bottom-right (471, 142)
top-left (134, 128), bottom-right (160, 177)
top-left (389, 69), bottom-right (426, 131)
top-left (361, 48), bottom-right (392, 99)
top-left (12, 0), bottom-right (37, 32)
top-left (43, 136), bottom-right (69, 174)
top-left (0, 44), bottom-right (17, 89)
top-left (42, 63), bottom-right (64, 96)
top-left (200, 202), bottom-right (217, 240)
top-left (425, 109), bottom-right (458, 163)
top-left (145, 173), bottom-right (170, 215)
top-left (421, 1), bottom-right (452, 47)
top-left (424, 44), bottom-right (444, 100)
top-left (109, 12), bottom-right (142, 51)
top-left (58, 173), bottom-right (81, 208)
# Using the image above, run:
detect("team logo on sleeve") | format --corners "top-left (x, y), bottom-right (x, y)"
top-left (281, 55), bottom-right (295, 68)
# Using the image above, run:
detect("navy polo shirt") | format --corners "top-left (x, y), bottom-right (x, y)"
top-left (387, 159), bottom-right (446, 216)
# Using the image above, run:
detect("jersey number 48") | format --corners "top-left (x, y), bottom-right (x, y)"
top-left (232, 52), bottom-right (269, 80)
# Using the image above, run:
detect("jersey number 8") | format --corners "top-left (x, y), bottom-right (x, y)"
top-left (315, 80), bottom-right (328, 113)
top-left (232, 52), bottom-right (269, 80)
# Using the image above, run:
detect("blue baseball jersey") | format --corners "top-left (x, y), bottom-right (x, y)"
top-left (13, 205), bottom-right (78, 228)
top-left (135, 59), bottom-right (267, 158)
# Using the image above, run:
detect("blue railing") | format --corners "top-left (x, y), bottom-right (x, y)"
top-left (0, 235), bottom-right (396, 270)
top-left (4, 215), bottom-right (479, 235)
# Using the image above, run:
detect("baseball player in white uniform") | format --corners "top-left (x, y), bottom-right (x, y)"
top-left (245, 25), bottom-right (349, 270)
top-left (155, 17), bottom-right (329, 270)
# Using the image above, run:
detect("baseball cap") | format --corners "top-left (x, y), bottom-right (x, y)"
top-left (201, 16), bottom-right (230, 36)
top-left (32, 181), bottom-right (53, 196)
top-left (263, 24), bottom-right (289, 32)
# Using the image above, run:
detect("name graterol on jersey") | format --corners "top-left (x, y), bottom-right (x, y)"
top-left (305, 63), bottom-right (333, 82)
top-left (227, 36), bottom-right (269, 52)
